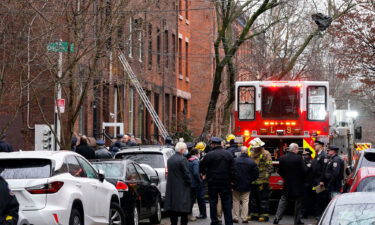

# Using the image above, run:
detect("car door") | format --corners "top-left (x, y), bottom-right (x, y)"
top-left (134, 163), bottom-right (156, 216)
top-left (76, 156), bottom-right (110, 221)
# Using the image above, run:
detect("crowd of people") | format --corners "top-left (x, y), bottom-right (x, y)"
top-left (164, 136), bottom-right (345, 225)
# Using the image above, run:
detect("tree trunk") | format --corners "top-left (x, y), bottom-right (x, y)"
top-left (221, 58), bottom-right (236, 135)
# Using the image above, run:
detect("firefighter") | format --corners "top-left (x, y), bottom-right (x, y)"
top-left (321, 146), bottom-right (344, 199)
top-left (0, 175), bottom-right (19, 225)
top-left (247, 138), bottom-right (273, 222)
top-left (310, 140), bottom-right (329, 220)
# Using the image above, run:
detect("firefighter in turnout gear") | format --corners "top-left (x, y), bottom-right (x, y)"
top-left (247, 138), bottom-right (273, 222)
top-left (321, 146), bottom-right (344, 200)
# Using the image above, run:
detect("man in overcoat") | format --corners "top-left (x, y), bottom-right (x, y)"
top-left (274, 143), bottom-right (306, 225)
top-left (165, 140), bottom-right (192, 225)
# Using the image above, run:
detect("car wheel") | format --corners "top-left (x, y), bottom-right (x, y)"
top-left (149, 199), bottom-right (162, 224)
top-left (69, 208), bottom-right (83, 225)
top-left (109, 202), bottom-right (126, 225)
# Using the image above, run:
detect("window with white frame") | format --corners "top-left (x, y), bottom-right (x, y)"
top-left (128, 18), bottom-right (133, 58)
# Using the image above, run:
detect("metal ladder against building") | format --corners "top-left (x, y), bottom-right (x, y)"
top-left (118, 52), bottom-right (169, 140)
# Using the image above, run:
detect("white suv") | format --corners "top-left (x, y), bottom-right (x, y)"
top-left (0, 151), bottom-right (124, 225)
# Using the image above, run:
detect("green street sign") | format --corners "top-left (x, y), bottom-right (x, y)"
top-left (47, 42), bottom-right (75, 53)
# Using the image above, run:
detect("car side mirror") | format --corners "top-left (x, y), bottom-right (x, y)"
top-left (98, 169), bottom-right (105, 182)
top-left (150, 176), bottom-right (159, 185)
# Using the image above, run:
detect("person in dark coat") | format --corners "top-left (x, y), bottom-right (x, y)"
top-left (95, 140), bottom-right (112, 159)
top-left (274, 143), bottom-right (306, 225)
top-left (301, 149), bottom-right (314, 218)
top-left (321, 146), bottom-right (344, 200)
top-left (0, 135), bottom-right (13, 152)
top-left (188, 148), bottom-right (207, 220)
top-left (227, 140), bottom-right (240, 158)
top-left (75, 136), bottom-right (96, 159)
top-left (232, 146), bottom-right (259, 223)
top-left (310, 140), bottom-right (329, 220)
top-left (165, 140), bottom-right (192, 225)
top-left (200, 137), bottom-right (235, 225)
top-left (109, 134), bottom-right (127, 156)
top-left (0, 175), bottom-right (19, 225)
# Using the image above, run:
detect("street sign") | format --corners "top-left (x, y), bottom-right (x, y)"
top-left (56, 99), bottom-right (65, 113)
top-left (47, 42), bottom-right (74, 53)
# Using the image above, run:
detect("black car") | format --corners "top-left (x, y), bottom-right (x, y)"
top-left (91, 159), bottom-right (162, 225)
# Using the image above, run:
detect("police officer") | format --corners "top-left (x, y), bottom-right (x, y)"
top-left (226, 134), bottom-right (240, 158)
top-left (0, 175), bottom-right (19, 225)
top-left (200, 137), bottom-right (234, 225)
top-left (248, 138), bottom-right (273, 222)
top-left (301, 148), bottom-right (314, 218)
top-left (310, 140), bottom-right (329, 220)
top-left (321, 146), bottom-right (344, 199)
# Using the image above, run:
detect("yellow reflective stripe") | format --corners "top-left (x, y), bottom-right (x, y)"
top-left (303, 139), bottom-right (316, 158)
top-left (6, 216), bottom-right (13, 221)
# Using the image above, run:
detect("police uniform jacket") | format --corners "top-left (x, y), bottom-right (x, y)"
top-left (200, 146), bottom-right (235, 187)
top-left (310, 150), bottom-right (328, 186)
top-left (322, 154), bottom-right (344, 192)
top-left (0, 176), bottom-right (19, 225)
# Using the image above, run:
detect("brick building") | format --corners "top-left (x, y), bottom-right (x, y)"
top-left (0, 0), bottom-right (219, 149)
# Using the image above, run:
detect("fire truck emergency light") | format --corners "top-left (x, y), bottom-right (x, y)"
top-left (263, 121), bottom-right (297, 126)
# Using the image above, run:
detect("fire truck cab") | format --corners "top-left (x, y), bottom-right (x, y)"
top-left (234, 81), bottom-right (330, 193)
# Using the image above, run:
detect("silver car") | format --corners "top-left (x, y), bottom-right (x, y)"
top-left (115, 146), bottom-right (175, 206)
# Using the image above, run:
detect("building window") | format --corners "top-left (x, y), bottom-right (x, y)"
top-left (183, 99), bottom-right (188, 118)
top-left (179, 0), bottom-right (182, 15)
top-left (148, 24), bottom-right (152, 70)
top-left (129, 88), bottom-right (134, 133)
top-left (157, 28), bottom-right (161, 70)
top-left (172, 34), bottom-right (176, 72)
top-left (118, 26), bottom-right (124, 51)
top-left (185, 0), bottom-right (188, 19)
top-left (138, 31), bottom-right (143, 62)
top-left (164, 30), bottom-right (169, 68)
top-left (185, 42), bottom-right (189, 78)
top-left (178, 38), bottom-right (182, 75)
top-left (128, 18), bottom-right (133, 58)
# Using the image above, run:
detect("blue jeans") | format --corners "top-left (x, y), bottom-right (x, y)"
top-left (208, 185), bottom-right (233, 225)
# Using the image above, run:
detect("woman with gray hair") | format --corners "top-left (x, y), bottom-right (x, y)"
top-left (164, 139), bottom-right (192, 225)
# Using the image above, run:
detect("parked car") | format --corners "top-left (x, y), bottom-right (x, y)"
top-left (18, 212), bottom-right (30, 225)
top-left (345, 149), bottom-right (375, 192)
top-left (140, 163), bottom-right (162, 193)
top-left (0, 151), bottom-right (125, 225)
top-left (318, 192), bottom-right (375, 225)
top-left (91, 159), bottom-right (162, 225)
top-left (114, 145), bottom-right (175, 204)
top-left (349, 167), bottom-right (375, 192)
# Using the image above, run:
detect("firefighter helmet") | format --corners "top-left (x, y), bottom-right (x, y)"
top-left (195, 142), bottom-right (206, 151)
top-left (226, 134), bottom-right (236, 143)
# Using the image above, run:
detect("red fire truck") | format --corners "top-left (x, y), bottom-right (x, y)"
top-left (234, 81), bottom-right (330, 194)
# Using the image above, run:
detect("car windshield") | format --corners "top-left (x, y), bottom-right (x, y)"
top-left (0, 159), bottom-right (51, 179)
top-left (329, 203), bottom-right (375, 225)
top-left (116, 152), bottom-right (165, 168)
top-left (357, 177), bottom-right (375, 192)
top-left (91, 163), bottom-right (124, 179)
top-left (262, 87), bottom-right (300, 119)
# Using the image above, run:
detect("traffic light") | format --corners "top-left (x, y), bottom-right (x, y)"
top-left (42, 129), bottom-right (53, 150)
top-left (355, 126), bottom-right (362, 140)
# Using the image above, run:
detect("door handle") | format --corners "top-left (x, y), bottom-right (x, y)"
top-left (75, 182), bottom-right (82, 188)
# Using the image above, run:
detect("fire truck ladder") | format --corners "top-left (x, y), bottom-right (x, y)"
top-left (118, 52), bottom-right (169, 140)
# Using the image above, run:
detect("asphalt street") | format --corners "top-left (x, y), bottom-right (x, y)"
top-left (140, 204), bottom-right (318, 225)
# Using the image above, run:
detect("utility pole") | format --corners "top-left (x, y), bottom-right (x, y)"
top-left (56, 50), bottom-right (62, 151)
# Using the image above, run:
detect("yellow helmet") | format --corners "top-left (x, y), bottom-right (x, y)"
top-left (226, 134), bottom-right (236, 143)
top-left (195, 142), bottom-right (206, 151)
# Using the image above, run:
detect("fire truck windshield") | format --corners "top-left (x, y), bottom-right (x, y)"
top-left (262, 87), bottom-right (300, 119)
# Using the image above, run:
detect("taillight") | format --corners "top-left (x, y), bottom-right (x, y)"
top-left (116, 181), bottom-right (129, 191)
top-left (165, 168), bottom-right (168, 179)
top-left (26, 181), bottom-right (64, 194)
